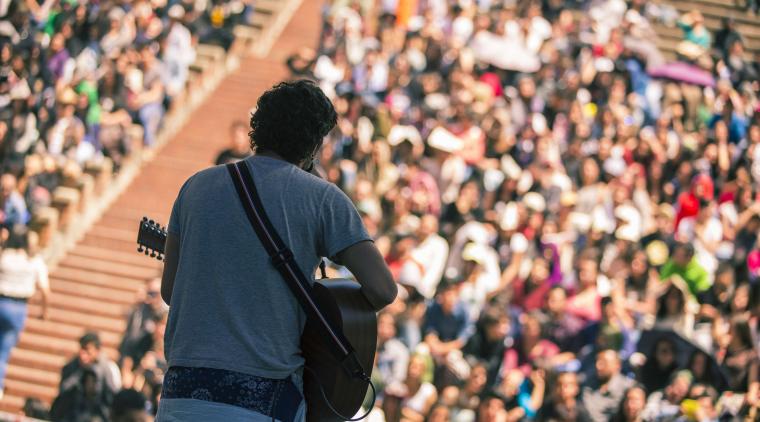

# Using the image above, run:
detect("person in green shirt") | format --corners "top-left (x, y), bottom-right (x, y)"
top-left (660, 242), bottom-right (711, 297)
top-left (677, 10), bottom-right (712, 50)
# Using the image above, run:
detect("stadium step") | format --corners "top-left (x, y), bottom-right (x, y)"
top-left (2, 379), bottom-right (57, 407)
top-left (28, 290), bottom-right (128, 320)
top-left (66, 245), bottom-right (162, 271)
top-left (5, 366), bottom-right (59, 390)
top-left (0, 393), bottom-right (27, 414)
top-left (25, 304), bottom-right (125, 335)
top-left (58, 256), bottom-right (158, 281)
top-left (52, 267), bottom-right (146, 291)
top-left (22, 318), bottom-right (121, 350)
top-left (8, 348), bottom-right (67, 375)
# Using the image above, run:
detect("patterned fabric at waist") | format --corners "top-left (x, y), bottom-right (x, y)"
top-left (162, 366), bottom-right (303, 422)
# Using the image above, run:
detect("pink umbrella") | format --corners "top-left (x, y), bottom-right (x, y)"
top-left (647, 61), bottom-right (716, 87)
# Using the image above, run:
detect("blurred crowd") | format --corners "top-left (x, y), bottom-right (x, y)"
top-left (5, 0), bottom-right (760, 420)
top-left (0, 0), bottom-right (258, 236)
top-left (0, 0), bottom-right (258, 420)
top-left (281, 0), bottom-right (760, 421)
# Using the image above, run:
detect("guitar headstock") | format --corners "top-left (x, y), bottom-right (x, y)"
top-left (137, 216), bottom-right (167, 261)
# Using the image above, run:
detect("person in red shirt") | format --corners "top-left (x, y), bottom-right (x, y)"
top-left (675, 173), bottom-right (714, 231)
top-left (511, 257), bottom-right (554, 313)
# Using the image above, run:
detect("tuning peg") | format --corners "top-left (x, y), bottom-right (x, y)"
top-left (150, 251), bottom-right (156, 258)
top-left (157, 253), bottom-right (163, 261)
top-left (149, 219), bottom-right (155, 226)
top-left (142, 216), bottom-right (148, 222)
top-left (144, 249), bottom-right (150, 255)
top-left (138, 245), bottom-right (144, 253)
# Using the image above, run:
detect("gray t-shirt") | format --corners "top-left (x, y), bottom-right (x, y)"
top-left (164, 155), bottom-right (371, 379)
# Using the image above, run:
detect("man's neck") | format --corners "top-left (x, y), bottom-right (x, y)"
top-left (255, 149), bottom-right (289, 162)
top-left (256, 149), bottom-right (308, 168)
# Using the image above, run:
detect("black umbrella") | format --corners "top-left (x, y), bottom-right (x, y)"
top-left (637, 328), bottom-right (729, 392)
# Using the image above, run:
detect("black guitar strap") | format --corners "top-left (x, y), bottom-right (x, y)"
top-left (225, 161), bottom-right (365, 378)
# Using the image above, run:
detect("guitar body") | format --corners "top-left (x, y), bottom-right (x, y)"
top-left (302, 279), bottom-right (377, 422)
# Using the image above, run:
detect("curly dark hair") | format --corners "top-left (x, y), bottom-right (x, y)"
top-left (249, 79), bottom-right (337, 164)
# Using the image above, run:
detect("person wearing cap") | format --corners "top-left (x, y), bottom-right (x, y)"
top-left (424, 126), bottom-right (467, 206)
top-left (100, 7), bottom-right (134, 58)
top-left (163, 4), bottom-right (194, 101)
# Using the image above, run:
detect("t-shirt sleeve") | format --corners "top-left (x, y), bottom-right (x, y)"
top-left (168, 175), bottom-right (195, 235)
top-left (319, 184), bottom-right (371, 262)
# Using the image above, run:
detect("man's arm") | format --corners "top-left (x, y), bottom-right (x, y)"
top-left (334, 240), bottom-right (397, 311)
top-left (161, 233), bottom-right (180, 306)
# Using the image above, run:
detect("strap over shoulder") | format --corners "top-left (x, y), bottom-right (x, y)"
top-left (225, 161), bottom-right (361, 371)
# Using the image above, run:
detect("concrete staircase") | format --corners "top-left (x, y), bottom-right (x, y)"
top-left (0, 0), bottom-right (321, 416)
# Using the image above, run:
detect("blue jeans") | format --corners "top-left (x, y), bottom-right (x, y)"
top-left (139, 102), bottom-right (164, 147)
top-left (157, 398), bottom-right (306, 422)
top-left (0, 297), bottom-right (27, 390)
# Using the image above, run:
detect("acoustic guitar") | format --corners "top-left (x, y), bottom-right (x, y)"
top-left (137, 217), bottom-right (378, 421)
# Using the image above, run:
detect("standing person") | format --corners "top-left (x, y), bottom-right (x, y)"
top-left (0, 173), bottom-right (30, 228)
top-left (0, 225), bottom-right (49, 397)
top-left (163, 4), bottom-right (195, 104)
top-left (157, 80), bottom-right (397, 421)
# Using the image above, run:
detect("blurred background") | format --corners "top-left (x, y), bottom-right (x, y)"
top-left (1, 0), bottom-right (760, 421)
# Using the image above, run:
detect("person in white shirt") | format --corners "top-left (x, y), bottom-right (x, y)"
top-left (408, 215), bottom-right (449, 299)
top-left (163, 5), bottom-right (195, 100)
top-left (0, 225), bottom-right (50, 396)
